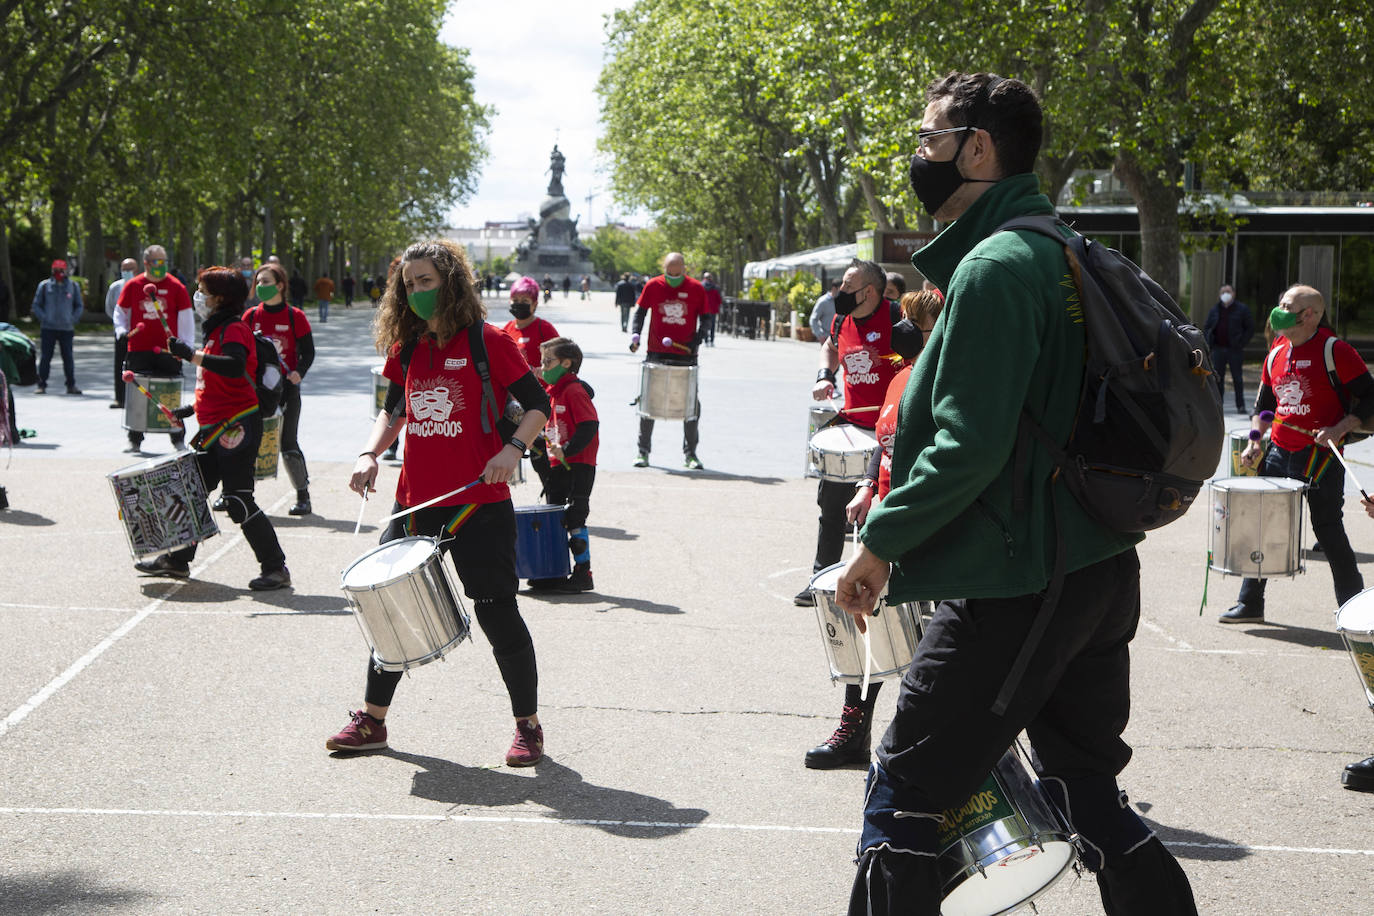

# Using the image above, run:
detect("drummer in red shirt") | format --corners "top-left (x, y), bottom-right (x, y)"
top-left (630, 251), bottom-right (707, 469)
top-left (1223, 284), bottom-right (1374, 624)
top-left (114, 244), bottom-right (194, 453)
top-left (135, 267), bottom-right (290, 591)
top-left (244, 262), bottom-right (316, 516)
top-left (502, 275), bottom-right (560, 370)
top-left (333, 239), bottom-right (552, 767)
top-left (799, 258), bottom-right (923, 770)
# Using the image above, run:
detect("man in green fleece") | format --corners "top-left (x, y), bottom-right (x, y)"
top-left (839, 73), bottom-right (1196, 915)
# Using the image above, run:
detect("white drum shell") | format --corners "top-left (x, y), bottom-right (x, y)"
top-left (809, 562), bottom-right (922, 683)
top-left (805, 404), bottom-right (839, 478)
top-left (938, 747), bottom-right (1078, 916)
top-left (1335, 589), bottom-right (1374, 710)
top-left (638, 363), bottom-right (698, 420)
top-left (340, 537), bottom-right (471, 672)
top-left (1208, 476), bottom-right (1306, 578)
top-left (808, 425), bottom-right (878, 483)
top-left (122, 374), bottom-right (183, 433)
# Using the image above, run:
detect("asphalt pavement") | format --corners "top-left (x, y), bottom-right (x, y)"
top-left (1, 291), bottom-right (1371, 914)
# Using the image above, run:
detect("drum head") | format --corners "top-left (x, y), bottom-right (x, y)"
top-left (342, 537), bottom-right (438, 589)
top-left (1214, 476), bottom-right (1305, 493)
top-left (810, 425), bottom-right (877, 452)
top-left (1337, 588), bottom-right (1374, 632)
top-left (941, 839), bottom-right (1076, 916)
top-left (809, 561), bottom-right (846, 593)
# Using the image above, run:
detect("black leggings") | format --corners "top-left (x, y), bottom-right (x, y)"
top-left (363, 500), bottom-right (538, 717)
top-left (278, 381), bottom-right (308, 491)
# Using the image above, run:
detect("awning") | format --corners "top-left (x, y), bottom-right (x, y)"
top-left (742, 242), bottom-right (857, 279)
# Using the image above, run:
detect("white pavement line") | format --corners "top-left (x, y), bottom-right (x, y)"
top-left (1139, 616), bottom-right (1194, 651)
top-left (0, 601), bottom-right (139, 614)
top-left (0, 491), bottom-right (293, 740)
top-left (0, 806), bottom-right (1371, 855)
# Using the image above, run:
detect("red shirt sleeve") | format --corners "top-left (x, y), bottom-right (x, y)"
top-left (382, 341), bottom-right (404, 386)
top-left (292, 306), bottom-right (313, 337)
top-left (1333, 339), bottom-right (1369, 386)
top-left (485, 324), bottom-right (535, 390)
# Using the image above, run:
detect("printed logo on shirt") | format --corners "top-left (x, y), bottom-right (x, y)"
top-left (843, 349), bottom-right (879, 385)
top-left (407, 378), bottom-right (464, 436)
top-left (1274, 376), bottom-right (1310, 415)
top-left (661, 301), bottom-right (688, 326)
top-left (555, 404), bottom-right (567, 413)
top-left (1295, 359), bottom-right (1311, 369)
top-left (443, 358), bottom-right (468, 370)
top-left (866, 331), bottom-right (881, 342)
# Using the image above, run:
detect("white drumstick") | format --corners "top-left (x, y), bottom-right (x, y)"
top-left (381, 477), bottom-right (484, 524)
top-left (1328, 442), bottom-right (1372, 501)
top-left (827, 396), bottom-right (857, 448)
top-left (861, 623), bottom-right (874, 702)
top-left (352, 491), bottom-right (369, 535)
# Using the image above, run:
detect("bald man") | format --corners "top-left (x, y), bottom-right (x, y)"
top-left (1223, 285), bottom-right (1374, 624)
top-left (629, 252), bottom-right (707, 469)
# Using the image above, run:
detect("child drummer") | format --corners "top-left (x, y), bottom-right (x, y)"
top-left (527, 337), bottom-right (599, 592)
top-left (335, 239), bottom-right (552, 767)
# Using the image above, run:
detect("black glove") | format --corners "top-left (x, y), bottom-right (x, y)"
top-left (166, 336), bottom-right (195, 361)
top-left (172, 404), bottom-right (196, 419)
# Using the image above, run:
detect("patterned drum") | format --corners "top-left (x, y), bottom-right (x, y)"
top-left (108, 451), bottom-right (218, 561)
top-left (255, 412), bottom-right (281, 480)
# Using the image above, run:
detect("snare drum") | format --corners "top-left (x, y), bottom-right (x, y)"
top-left (1208, 476), bottom-right (1307, 578)
top-left (122, 375), bottom-right (182, 433)
top-left (808, 562), bottom-right (922, 684)
top-left (370, 365), bottom-right (387, 418)
top-left (515, 504), bottom-right (570, 579)
top-left (936, 746), bottom-right (1078, 916)
top-left (254, 412), bottom-right (281, 480)
top-left (108, 451), bottom-right (218, 561)
top-left (340, 536), bottom-right (471, 672)
top-left (805, 404), bottom-right (839, 478)
top-left (808, 424), bottom-right (878, 482)
top-left (1229, 430), bottom-right (1258, 477)
top-left (1336, 590), bottom-right (1374, 710)
top-left (637, 363), bottom-right (698, 420)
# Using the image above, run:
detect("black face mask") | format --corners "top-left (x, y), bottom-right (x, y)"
top-left (909, 130), bottom-right (997, 217)
top-left (509, 303), bottom-right (532, 320)
top-left (833, 289), bottom-right (861, 316)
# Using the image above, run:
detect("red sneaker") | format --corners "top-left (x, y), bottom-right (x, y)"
top-left (325, 710), bottom-right (388, 752)
top-left (505, 719), bottom-right (544, 767)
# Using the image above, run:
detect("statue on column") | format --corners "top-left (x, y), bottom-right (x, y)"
top-left (546, 145), bottom-right (567, 197)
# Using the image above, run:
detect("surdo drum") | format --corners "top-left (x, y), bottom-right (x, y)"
top-left (935, 745), bottom-right (1079, 916)
top-left (808, 424), bottom-right (879, 483)
top-left (340, 536), bottom-right (471, 672)
top-left (637, 363), bottom-right (698, 420)
top-left (805, 404), bottom-right (839, 477)
top-left (514, 504), bottom-right (570, 579)
top-left (123, 374), bottom-right (183, 433)
top-left (370, 365), bottom-right (387, 419)
top-left (1208, 476), bottom-right (1307, 578)
top-left (808, 561), bottom-right (923, 684)
top-left (1228, 430), bottom-right (1258, 477)
top-left (254, 412), bottom-right (281, 480)
top-left (108, 451), bottom-right (218, 561)
top-left (1335, 590), bottom-right (1374, 712)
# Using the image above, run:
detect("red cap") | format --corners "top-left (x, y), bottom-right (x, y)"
top-left (52, 259), bottom-right (67, 271)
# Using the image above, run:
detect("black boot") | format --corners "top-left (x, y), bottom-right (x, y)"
top-left (289, 489), bottom-right (311, 516)
top-left (1343, 755), bottom-right (1374, 792)
top-left (805, 704), bottom-right (871, 769)
top-left (556, 562), bottom-right (594, 592)
top-left (1097, 837), bottom-right (1198, 915)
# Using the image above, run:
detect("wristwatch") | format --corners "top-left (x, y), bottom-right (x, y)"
top-left (857, 478), bottom-right (877, 491)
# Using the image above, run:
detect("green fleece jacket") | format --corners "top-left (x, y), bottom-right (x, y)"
top-left (862, 174), bottom-right (1141, 601)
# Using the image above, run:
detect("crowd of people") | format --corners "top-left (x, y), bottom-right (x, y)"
top-left (4, 70), bottom-right (1373, 915)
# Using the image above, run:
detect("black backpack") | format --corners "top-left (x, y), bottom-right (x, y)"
top-left (1000, 216), bottom-right (1225, 532)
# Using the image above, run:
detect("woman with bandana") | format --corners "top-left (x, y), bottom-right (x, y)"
top-left (135, 266), bottom-right (290, 591)
top-left (330, 239), bottom-right (551, 766)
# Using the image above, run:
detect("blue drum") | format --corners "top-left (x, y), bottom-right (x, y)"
top-left (514, 504), bottom-right (571, 579)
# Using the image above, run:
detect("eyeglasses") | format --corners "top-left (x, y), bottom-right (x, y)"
top-left (916, 125), bottom-right (976, 153)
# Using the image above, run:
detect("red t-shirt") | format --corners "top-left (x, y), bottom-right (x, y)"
top-left (244, 303), bottom-right (312, 374)
top-left (544, 373), bottom-right (599, 466)
top-left (196, 320), bottom-right (259, 424)
top-left (501, 316), bottom-right (559, 370)
top-left (383, 325), bottom-right (533, 507)
top-left (873, 365), bottom-right (911, 499)
top-left (636, 275), bottom-right (705, 355)
top-left (831, 303), bottom-right (901, 429)
top-left (1263, 327), bottom-right (1370, 451)
top-left (117, 273), bottom-right (193, 354)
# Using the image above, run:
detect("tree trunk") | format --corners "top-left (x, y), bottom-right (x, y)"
top-left (50, 182), bottom-right (72, 260)
top-left (262, 201), bottom-right (274, 259)
top-left (79, 191), bottom-right (105, 315)
top-left (0, 219), bottom-right (13, 321)
top-left (1115, 149), bottom-right (1182, 301)
top-left (224, 215), bottom-right (237, 270)
top-left (202, 208), bottom-right (221, 268)
top-left (177, 219), bottom-right (195, 279)
top-left (801, 148), bottom-right (843, 243)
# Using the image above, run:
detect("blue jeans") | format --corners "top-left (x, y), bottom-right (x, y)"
top-left (38, 328), bottom-right (76, 388)
top-left (317, 299), bottom-right (329, 322)
top-left (1236, 443), bottom-right (1363, 612)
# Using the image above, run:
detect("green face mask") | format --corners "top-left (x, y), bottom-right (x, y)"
top-left (542, 364), bottom-right (569, 384)
top-left (665, 273), bottom-right (685, 288)
top-left (148, 261), bottom-right (168, 280)
top-left (408, 286), bottom-right (438, 320)
top-left (256, 283), bottom-right (279, 302)
top-left (1269, 305), bottom-right (1302, 331)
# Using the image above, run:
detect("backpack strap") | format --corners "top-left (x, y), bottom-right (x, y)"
top-left (389, 337), bottom-right (420, 421)
top-left (468, 321), bottom-right (501, 435)
top-left (1323, 335), bottom-right (1351, 411)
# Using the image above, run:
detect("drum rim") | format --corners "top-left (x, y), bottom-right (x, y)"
top-left (369, 628), bottom-right (469, 672)
top-left (341, 535), bottom-right (442, 591)
top-left (940, 834), bottom-right (1077, 913)
top-left (1211, 475), bottom-right (1307, 492)
top-left (109, 450), bottom-right (200, 476)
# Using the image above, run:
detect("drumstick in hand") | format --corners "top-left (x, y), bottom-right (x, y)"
top-left (122, 370), bottom-right (183, 429)
top-left (381, 477), bottom-right (484, 524)
top-left (352, 491), bottom-right (369, 535)
top-left (143, 283), bottom-right (174, 340)
top-left (660, 337), bottom-right (692, 353)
